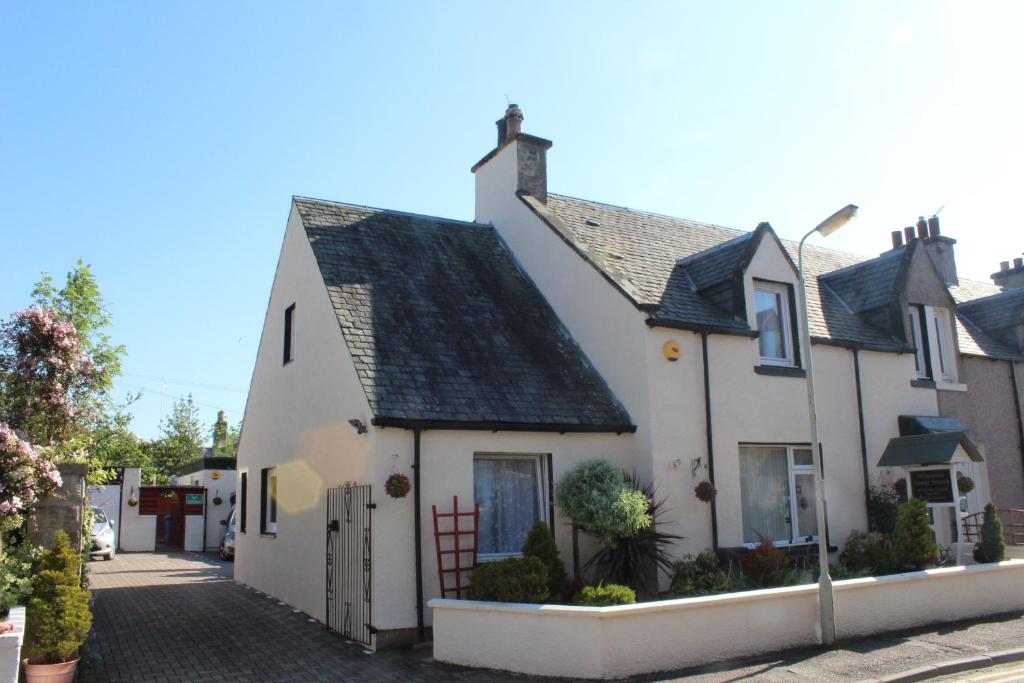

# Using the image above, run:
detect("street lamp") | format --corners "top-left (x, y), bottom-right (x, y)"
top-left (797, 203), bottom-right (858, 647)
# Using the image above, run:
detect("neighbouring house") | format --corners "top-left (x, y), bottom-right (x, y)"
top-left (172, 455), bottom-right (237, 551)
top-left (235, 105), bottom-right (1022, 649)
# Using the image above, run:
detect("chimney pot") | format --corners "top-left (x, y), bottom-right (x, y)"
top-left (927, 216), bottom-right (940, 237)
top-left (916, 216), bottom-right (928, 239)
top-left (496, 104), bottom-right (524, 145)
top-left (1015, 257), bottom-right (1024, 269)
top-left (1001, 261), bottom-right (1011, 272)
top-left (904, 226), bottom-right (916, 243)
top-left (891, 230), bottom-right (904, 249)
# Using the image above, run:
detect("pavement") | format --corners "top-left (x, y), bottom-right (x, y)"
top-left (79, 552), bottom-right (1024, 682)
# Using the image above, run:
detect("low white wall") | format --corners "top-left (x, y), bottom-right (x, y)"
top-left (431, 560), bottom-right (1024, 679)
top-left (0, 606), bottom-right (25, 683)
top-left (184, 515), bottom-right (205, 552)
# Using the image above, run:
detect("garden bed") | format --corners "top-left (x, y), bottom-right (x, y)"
top-left (430, 559), bottom-right (1024, 679)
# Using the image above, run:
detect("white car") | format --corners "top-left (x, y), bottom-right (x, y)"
top-left (89, 506), bottom-right (116, 560)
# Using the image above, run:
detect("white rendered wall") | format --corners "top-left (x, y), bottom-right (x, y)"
top-left (0, 606), bottom-right (25, 683)
top-left (118, 468), bottom-right (156, 552)
top-left (432, 560), bottom-right (1024, 679)
top-left (183, 515), bottom-right (204, 552)
top-left (234, 203), bottom-right (373, 624)
top-left (86, 484), bottom-right (121, 530)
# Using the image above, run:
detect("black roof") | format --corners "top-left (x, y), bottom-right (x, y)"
top-left (951, 281), bottom-right (1024, 360)
top-left (295, 197), bottom-right (634, 432)
top-left (878, 431), bottom-right (983, 467)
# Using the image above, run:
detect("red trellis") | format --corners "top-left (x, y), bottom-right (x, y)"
top-left (432, 496), bottom-right (480, 599)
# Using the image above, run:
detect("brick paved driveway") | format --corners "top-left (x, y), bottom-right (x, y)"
top-left (79, 551), bottom-right (556, 682)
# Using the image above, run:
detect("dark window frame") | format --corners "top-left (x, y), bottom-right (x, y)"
top-left (260, 467), bottom-right (277, 536)
top-left (239, 472), bottom-right (248, 534)
top-left (283, 303), bottom-right (295, 365)
top-left (909, 304), bottom-right (932, 379)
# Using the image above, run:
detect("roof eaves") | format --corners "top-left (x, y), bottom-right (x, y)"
top-left (370, 416), bottom-right (637, 434)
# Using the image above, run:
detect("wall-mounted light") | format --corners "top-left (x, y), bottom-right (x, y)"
top-left (348, 419), bottom-right (368, 435)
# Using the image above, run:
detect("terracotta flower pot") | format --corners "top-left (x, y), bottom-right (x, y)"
top-left (22, 656), bottom-right (79, 683)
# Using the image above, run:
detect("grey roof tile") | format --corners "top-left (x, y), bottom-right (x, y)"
top-left (294, 197), bottom-right (633, 430)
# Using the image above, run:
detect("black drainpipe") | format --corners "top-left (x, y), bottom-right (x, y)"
top-left (1010, 361), bottom-right (1024, 480)
top-left (700, 331), bottom-right (719, 552)
top-left (852, 349), bottom-right (871, 526)
top-left (412, 429), bottom-right (425, 643)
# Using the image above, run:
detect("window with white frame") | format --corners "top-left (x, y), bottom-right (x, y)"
top-left (261, 467), bottom-right (278, 534)
top-left (908, 305), bottom-right (931, 379)
top-left (754, 282), bottom-right (795, 366)
top-left (930, 308), bottom-right (956, 381)
top-left (473, 454), bottom-right (547, 558)
top-left (738, 445), bottom-right (818, 545)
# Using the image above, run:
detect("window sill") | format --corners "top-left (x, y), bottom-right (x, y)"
top-left (259, 532), bottom-right (277, 539)
top-left (910, 378), bottom-right (936, 389)
top-left (935, 381), bottom-right (967, 393)
top-left (754, 365), bottom-right (806, 378)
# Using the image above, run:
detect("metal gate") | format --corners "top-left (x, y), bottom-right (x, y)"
top-left (326, 484), bottom-right (374, 647)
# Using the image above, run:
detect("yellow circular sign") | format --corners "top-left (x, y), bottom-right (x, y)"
top-left (663, 340), bottom-right (681, 362)
top-left (211, 471), bottom-right (221, 480)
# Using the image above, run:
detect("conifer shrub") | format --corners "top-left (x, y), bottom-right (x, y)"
top-left (669, 550), bottom-right (731, 596)
top-left (25, 531), bottom-right (92, 664)
top-left (466, 556), bottom-right (549, 603)
top-left (572, 583), bottom-right (636, 606)
top-left (867, 485), bottom-right (901, 535)
top-left (973, 502), bottom-right (1006, 563)
top-left (522, 522), bottom-right (565, 597)
top-left (892, 498), bottom-right (938, 569)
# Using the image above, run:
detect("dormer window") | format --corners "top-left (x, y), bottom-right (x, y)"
top-left (755, 282), bottom-right (795, 366)
top-left (908, 304), bottom-right (958, 384)
top-left (909, 305), bottom-right (931, 379)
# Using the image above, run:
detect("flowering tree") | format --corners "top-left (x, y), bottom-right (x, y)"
top-left (0, 423), bottom-right (61, 534)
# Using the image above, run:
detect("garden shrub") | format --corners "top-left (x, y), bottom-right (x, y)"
top-left (466, 556), bottom-right (549, 603)
top-left (867, 485), bottom-right (900, 535)
top-left (839, 530), bottom-right (895, 575)
top-left (739, 536), bottom-right (789, 587)
top-left (973, 502), bottom-right (1006, 563)
top-left (0, 540), bottom-right (43, 614)
top-left (669, 550), bottom-right (730, 596)
top-left (522, 522), bottom-right (565, 597)
top-left (893, 498), bottom-right (938, 569)
top-left (554, 460), bottom-right (651, 541)
top-left (25, 531), bottom-right (92, 664)
top-left (572, 583), bottom-right (636, 606)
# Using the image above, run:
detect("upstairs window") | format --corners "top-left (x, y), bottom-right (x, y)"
top-left (908, 304), bottom-right (957, 383)
top-left (283, 304), bottom-right (295, 365)
top-left (909, 305), bottom-right (931, 379)
top-left (931, 308), bottom-right (956, 381)
top-left (755, 282), bottom-right (795, 366)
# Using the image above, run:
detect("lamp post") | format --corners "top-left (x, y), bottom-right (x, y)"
top-left (797, 203), bottom-right (858, 647)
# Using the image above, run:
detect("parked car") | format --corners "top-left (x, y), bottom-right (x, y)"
top-left (219, 506), bottom-right (236, 561)
top-left (89, 506), bottom-right (116, 560)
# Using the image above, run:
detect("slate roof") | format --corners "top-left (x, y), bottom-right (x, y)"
top-left (293, 197), bottom-right (634, 432)
top-left (878, 431), bottom-right (984, 467)
top-left (527, 193), bottom-right (907, 351)
top-left (951, 281), bottom-right (1024, 360)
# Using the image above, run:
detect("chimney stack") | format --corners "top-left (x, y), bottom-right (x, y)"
top-left (473, 104), bottom-right (553, 204)
top-left (891, 230), bottom-right (904, 249)
top-left (992, 254), bottom-right (1024, 289)
top-left (918, 214), bottom-right (958, 285)
top-left (496, 104), bottom-right (524, 146)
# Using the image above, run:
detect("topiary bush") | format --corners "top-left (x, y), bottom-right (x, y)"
top-left (25, 531), bottom-right (92, 664)
top-left (839, 530), bottom-right (896, 575)
top-left (554, 460), bottom-right (652, 541)
top-left (522, 522), bottom-right (565, 598)
top-left (669, 550), bottom-right (731, 596)
top-left (572, 583), bottom-right (636, 606)
top-left (973, 502), bottom-right (1006, 563)
top-left (466, 556), bottom-right (549, 603)
top-left (893, 498), bottom-right (938, 570)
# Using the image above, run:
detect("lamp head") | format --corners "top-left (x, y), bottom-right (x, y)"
top-left (815, 204), bottom-right (858, 237)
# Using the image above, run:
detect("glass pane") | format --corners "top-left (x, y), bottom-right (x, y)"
top-left (269, 475), bottom-right (277, 523)
top-left (739, 446), bottom-right (791, 543)
top-left (474, 458), bottom-right (540, 555)
top-left (793, 449), bottom-right (813, 467)
top-left (756, 290), bottom-right (785, 360)
top-left (909, 312), bottom-right (924, 374)
top-left (793, 473), bottom-right (818, 540)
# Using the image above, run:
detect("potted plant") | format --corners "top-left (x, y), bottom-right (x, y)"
top-left (385, 473), bottom-right (411, 499)
top-left (956, 472), bottom-right (975, 495)
top-left (694, 480), bottom-right (717, 503)
top-left (23, 531), bottom-right (92, 683)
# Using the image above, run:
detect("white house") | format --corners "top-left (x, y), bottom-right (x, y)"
top-left (236, 105), bottom-right (1012, 649)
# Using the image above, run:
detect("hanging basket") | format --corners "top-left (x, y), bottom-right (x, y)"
top-left (213, 496), bottom-right (223, 506)
top-left (385, 473), bottom-right (411, 499)
top-left (956, 473), bottom-right (975, 495)
top-left (694, 480), bottom-right (717, 503)
top-left (127, 495), bottom-right (138, 507)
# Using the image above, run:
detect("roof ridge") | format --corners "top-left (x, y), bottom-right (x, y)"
top-left (547, 192), bottom-right (746, 235)
top-left (293, 195), bottom-right (484, 229)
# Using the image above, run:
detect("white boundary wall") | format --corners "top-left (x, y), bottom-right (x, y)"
top-left (431, 560), bottom-right (1024, 679)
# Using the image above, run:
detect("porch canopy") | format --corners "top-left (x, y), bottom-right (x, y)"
top-left (878, 415), bottom-right (983, 467)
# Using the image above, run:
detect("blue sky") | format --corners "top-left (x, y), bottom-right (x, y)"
top-left (2, 2), bottom-right (1022, 440)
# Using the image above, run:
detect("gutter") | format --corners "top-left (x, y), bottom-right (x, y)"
top-left (646, 317), bottom-right (758, 339)
top-left (371, 417), bottom-right (636, 434)
top-left (700, 331), bottom-right (720, 552)
top-left (852, 349), bottom-right (871, 526)
top-left (413, 429), bottom-right (425, 643)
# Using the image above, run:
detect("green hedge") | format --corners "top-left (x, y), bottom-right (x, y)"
top-left (572, 583), bottom-right (636, 606)
top-left (466, 556), bottom-right (549, 603)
